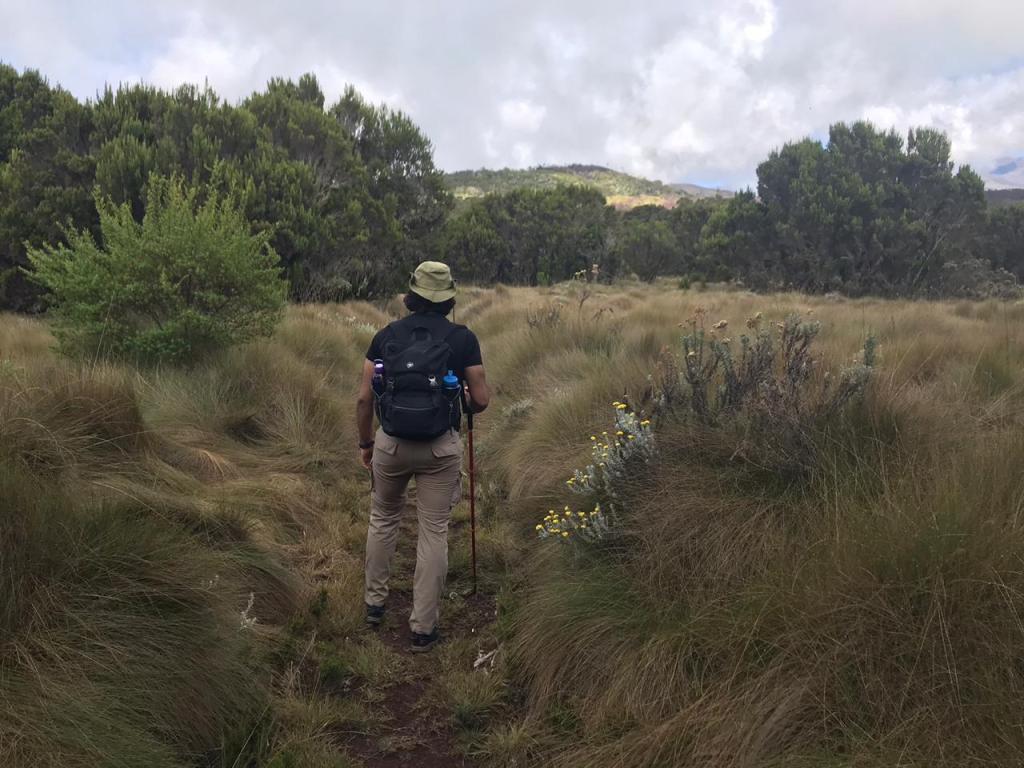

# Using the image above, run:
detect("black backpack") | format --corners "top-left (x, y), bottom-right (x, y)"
top-left (376, 317), bottom-right (463, 440)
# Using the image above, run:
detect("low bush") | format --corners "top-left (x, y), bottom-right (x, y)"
top-left (28, 173), bottom-right (287, 365)
top-left (672, 308), bottom-right (875, 478)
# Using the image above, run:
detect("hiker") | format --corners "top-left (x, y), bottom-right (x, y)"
top-left (356, 261), bottom-right (490, 653)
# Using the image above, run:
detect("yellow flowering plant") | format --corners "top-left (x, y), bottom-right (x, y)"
top-left (566, 402), bottom-right (655, 502)
top-left (540, 401), bottom-right (656, 543)
top-left (536, 504), bottom-right (609, 542)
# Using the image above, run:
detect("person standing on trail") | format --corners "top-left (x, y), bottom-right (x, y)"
top-left (356, 261), bottom-right (490, 653)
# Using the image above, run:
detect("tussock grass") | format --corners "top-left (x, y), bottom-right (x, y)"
top-left (0, 467), bottom-right (267, 768)
top-left (0, 306), bottom-right (376, 767)
top-left (489, 286), bottom-right (1024, 767)
top-left (5, 283), bottom-right (1024, 766)
top-left (434, 637), bottom-right (507, 732)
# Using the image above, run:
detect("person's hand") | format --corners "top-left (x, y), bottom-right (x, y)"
top-left (360, 445), bottom-right (374, 469)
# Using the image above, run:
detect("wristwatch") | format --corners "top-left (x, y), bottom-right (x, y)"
top-left (359, 439), bottom-right (375, 450)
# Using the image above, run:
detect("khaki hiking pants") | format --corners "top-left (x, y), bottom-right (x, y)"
top-left (365, 427), bottom-right (463, 635)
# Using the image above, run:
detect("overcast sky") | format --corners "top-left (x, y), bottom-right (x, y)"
top-left (2, 0), bottom-right (1022, 188)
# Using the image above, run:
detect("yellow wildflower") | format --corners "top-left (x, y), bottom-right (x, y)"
top-left (561, 532), bottom-right (569, 538)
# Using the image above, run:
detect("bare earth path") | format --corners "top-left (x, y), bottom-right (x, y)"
top-left (336, 505), bottom-right (496, 767)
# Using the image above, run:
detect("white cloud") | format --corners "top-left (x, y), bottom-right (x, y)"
top-left (512, 141), bottom-right (536, 166)
top-left (499, 99), bottom-right (547, 133)
top-left (718, 0), bottom-right (776, 59)
top-left (147, 12), bottom-right (267, 96)
top-left (1, 0), bottom-right (1022, 187)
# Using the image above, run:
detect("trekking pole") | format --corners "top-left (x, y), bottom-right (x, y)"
top-left (464, 393), bottom-right (478, 597)
top-left (467, 409), bottom-right (478, 596)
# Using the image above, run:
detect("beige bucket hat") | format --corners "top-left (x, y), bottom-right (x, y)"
top-left (409, 261), bottom-right (457, 302)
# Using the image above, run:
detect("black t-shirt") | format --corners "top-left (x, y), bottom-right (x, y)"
top-left (365, 312), bottom-right (483, 381)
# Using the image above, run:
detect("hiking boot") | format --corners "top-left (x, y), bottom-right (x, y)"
top-left (410, 627), bottom-right (440, 653)
top-left (365, 603), bottom-right (386, 626)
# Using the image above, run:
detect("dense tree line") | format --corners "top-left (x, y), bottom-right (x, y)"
top-left (441, 122), bottom-right (1024, 297)
top-left (2, 63), bottom-right (1023, 307)
top-left (439, 188), bottom-right (725, 285)
top-left (440, 185), bottom-right (613, 284)
top-left (0, 65), bottom-right (450, 311)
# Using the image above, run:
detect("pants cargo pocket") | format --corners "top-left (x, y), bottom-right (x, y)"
top-left (374, 430), bottom-right (399, 456)
top-left (429, 431), bottom-right (463, 508)
top-left (430, 430), bottom-right (463, 459)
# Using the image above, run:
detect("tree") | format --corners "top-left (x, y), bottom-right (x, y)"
top-left (668, 198), bottom-right (722, 278)
top-left (2, 68), bottom-right (452, 309)
top-left (698, 190), bottom-right (774, 284)
top-left (0, 67), bottom-right (95, 311)
top-left (749, 121), bottom-right (992, 296)
top-left (614, 207), bottom-right (679, 281)
top-left (614, 217), bottom-right (679, 282)
top-left (331, 85), bottom-right (453, 246)
top-left (242, 76), bottom-right (396, 300)
top-left (440, 204), bottom-right (508, 283)
top-left (987, 205), bottom-right (1024, 280)
top-left (441, 185), bottom-right (612, 285)
top-left (28, 174), bottom-right (286, 363)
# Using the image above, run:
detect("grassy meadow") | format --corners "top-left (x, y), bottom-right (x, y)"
top-left (3, 282), bottom-right (1024, 766)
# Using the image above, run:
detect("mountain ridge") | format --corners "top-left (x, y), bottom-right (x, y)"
top-left (444, 164), bottom-right (733, 209)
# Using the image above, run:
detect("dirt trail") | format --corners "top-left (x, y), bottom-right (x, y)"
top-left (338, 507), bottom-right (495, 767)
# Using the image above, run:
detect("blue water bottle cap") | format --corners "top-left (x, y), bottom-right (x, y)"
top-left (443, 369), bottom-right (459, 389)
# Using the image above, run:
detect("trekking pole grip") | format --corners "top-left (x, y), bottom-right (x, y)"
top-left (462, 386), bottom-right (474, 430)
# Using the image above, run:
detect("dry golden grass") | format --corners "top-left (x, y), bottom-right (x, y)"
top-left (3, 284), bottom-right (1024, 766)
top-left (0, 303), bottom-right (384, 766)
top-left (481, 285), bottom-right (1024, 767)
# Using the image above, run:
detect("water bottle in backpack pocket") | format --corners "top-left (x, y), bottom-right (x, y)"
top-left (371, 359), bottom-right (385, 395)
top-left (376, 323), bottom-right (463, 440)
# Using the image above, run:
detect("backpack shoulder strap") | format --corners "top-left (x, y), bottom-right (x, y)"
top-left (394, 313), bottom-right (458, 343)
top-left (441, 321), bottom-right (465, 343)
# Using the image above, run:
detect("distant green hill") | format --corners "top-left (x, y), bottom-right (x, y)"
top-left (444, 164), bottom-right (732, 209)
top-left (987, 189), bottom-right (1024, 208)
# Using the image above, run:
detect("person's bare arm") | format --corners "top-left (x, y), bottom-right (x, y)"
top-left (356, 359), bottom-right (376, 468)
top-left (464, 364), bottom-right (490, 414)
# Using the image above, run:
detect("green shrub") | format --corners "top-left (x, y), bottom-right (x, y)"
top-left (674, 309), bottom-right (875, 477)
top-left (28, 174), bottom-right (286, 364)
